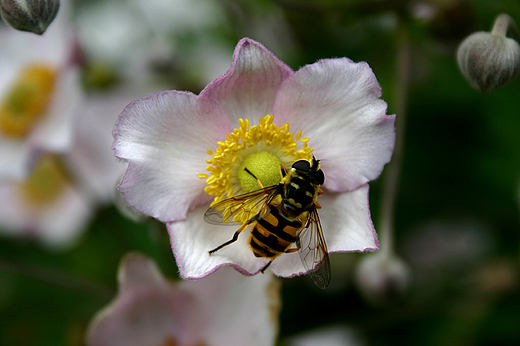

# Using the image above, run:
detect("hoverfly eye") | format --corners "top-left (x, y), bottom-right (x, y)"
top-left (315, 169), bottom-right (325, 185)
top-left (292, 160), bottom-right (310, 172)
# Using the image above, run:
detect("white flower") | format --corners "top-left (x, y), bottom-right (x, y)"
top-left (113, 38), bottom-right (396, 281)
top-left (0, 0), bottom-right (82, 179)
top-left (86, 252), bottom-right (280, 346)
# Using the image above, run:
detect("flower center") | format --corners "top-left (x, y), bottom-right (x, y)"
top-left (19, 154), bottom-right (70, 208)
top-left (199, 114), bottom-right (313, 205)
top-left (0, 64), bottom-right (57, 139)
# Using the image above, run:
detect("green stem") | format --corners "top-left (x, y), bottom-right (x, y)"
top-left (378, 21), bottom-right (410, 259)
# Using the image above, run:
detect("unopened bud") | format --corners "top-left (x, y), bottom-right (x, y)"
top-left (457, 14), bottom-right (520, 92)
top-left (1, 0), bottom-right (60, 35)
top-left (355, 253), bottom-right (411, 307)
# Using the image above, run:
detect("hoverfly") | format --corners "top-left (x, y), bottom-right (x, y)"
top-left (205, 156), bottom-right (331, 289)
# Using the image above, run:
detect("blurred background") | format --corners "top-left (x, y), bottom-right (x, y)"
top-left (1, 0), bottom-right (520, 345)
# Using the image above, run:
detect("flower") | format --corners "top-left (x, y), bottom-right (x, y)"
top-left (0, 0), bottom-right (82, 179)
top-left (113, 38), bottom-right (395, 280)
top-left (0, 151), bottom-right (92, 249)
top-left (0, 86), bottom-right (145, 249)
top-left (85, 252), bottom-right (280, 346)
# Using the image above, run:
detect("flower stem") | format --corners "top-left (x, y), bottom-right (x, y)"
top-left (491, 13), bottom-right (520, 41)
top-left (378, 21), bottom-right (410, 259)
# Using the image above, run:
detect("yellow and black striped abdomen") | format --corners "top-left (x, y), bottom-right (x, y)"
top-left (248, 204), bottom-right (302, 259)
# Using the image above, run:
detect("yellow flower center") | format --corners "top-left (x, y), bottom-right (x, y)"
top-left (199, 114), bottom-right (313, 205)
top-left (0, 64), bottom-right (57, 139)
top-left (19, 154), bottom-right (70, 208)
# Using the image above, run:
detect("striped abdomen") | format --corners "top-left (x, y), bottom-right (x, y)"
top-left (248, 204), bottom-right (302, 259)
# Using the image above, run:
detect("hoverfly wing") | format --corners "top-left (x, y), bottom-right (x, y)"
top-left (296, 207), bottom-right (331, 290)
top-left (204, 186), bottom-right (279, 225)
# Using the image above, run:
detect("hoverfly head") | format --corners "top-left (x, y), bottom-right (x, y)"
top-left (292, 156), bottom-right (325, 186)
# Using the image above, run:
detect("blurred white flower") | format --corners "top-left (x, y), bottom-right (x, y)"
top-left (0, 84), bottom-right (153, 249)
top-left (86, 252), bottom-right (280, 346)
top-left (0, 152), bottom-right (92, 249)
top-left (0, 0), bottom-right (82, 179)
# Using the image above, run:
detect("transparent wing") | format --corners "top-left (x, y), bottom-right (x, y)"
top-left (296, 207), bottom-right (331, 290)
top-left (204, 186), bottom-right (279, 225)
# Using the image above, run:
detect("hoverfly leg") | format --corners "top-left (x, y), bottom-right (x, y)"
top-left (243, 167), bottom-right (264, 189)
top-left (260, 259), bottom-right (273, 273)
top-left (208, 222), bottom-right (248, 255)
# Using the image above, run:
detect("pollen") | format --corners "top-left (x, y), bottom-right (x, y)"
top-left (0, 64), bottom-right (57, 139)
top-left (201, 114), bottom-right (313, 205)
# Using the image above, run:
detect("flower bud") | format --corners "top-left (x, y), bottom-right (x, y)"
top-left (355, 253), bottom-right (412, 307)
top-left (0, 0), bottom-right (60, 35)
top-left (457, 14), bottom-right (520, 92)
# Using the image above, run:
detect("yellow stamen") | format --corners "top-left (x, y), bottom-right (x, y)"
top-left (19, 154), bottom-right (69, 208)
top-left (0, 64), bottom-right (57, 139)
top-left (200, 115), bottom-right (313, 206)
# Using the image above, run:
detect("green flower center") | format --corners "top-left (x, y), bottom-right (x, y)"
top-left (199, 115), bottom-right (314, 206)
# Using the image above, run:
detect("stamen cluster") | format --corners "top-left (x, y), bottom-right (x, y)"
top-left (199, 114), bottom-right (313, 204)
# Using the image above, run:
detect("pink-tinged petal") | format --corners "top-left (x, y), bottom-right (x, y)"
top-left (273, 58), bottom-right (396, 192)
top-left (201, 37), bottom-right (294, 126)
top-left (168, 204), bottom-right (270, 279)
top-left (86, 253), bottom-right (200, 346)
top-left (113, 91), bottom-right (232, 222)
top-left (182, 266), bottom-right (280, 346)
top-left (269, 184), bottom-right (378, 278)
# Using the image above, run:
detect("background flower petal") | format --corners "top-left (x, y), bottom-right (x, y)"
top-left (113, 90), bottom-right (232, 222)
top-left (183, 266), bottom-right (280, 346)
top-left (273, 58), bottom-right (396, 192)
top-left (201, 37), bottom-right (294, 126)
top-left (86, 253), bottom-right (198, 346)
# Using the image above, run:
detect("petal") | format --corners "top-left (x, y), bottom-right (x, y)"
top-left (0, 181), bottom-right (92, 250)
top-left (167, 203), bottom-right (269, 279)
top-left (117, 252), bottom-right (169, 290)
top-left (30, 66), bottom-right (84, 152)
top-left (36, 183), bottom-right (93, 249)
top-left (273, 58), bottom-right (395, 192)
top-left (113, 90), bottom-right (232, 222)
top-left (319, 184), bottom-right (379, 253)
top-left (68, 89), bottom-right (144, 204)
top-left (182, 266), bottom-right (280, 346)
top-left (86, 253), bottom-right (199, 346)
top-left (0, 140), bottom-right (31, 179)
top-left (171, 184), bottom-right (377, 281)
top-left (269, 184), bottom-right (378, 278)
top-left (201, 37), bottom-right (294, 126)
